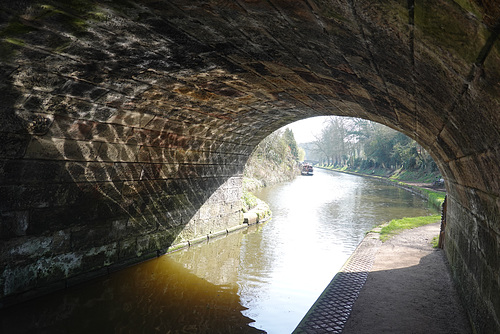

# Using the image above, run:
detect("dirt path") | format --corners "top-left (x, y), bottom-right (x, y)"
top-left (342, 222), bottom-right (472, 334)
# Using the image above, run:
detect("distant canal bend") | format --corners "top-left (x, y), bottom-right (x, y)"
top-left (0, 169), bottom-right (438, 334)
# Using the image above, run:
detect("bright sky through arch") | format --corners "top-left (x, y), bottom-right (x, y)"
top-left (285, 116), bottom-right (330, 144)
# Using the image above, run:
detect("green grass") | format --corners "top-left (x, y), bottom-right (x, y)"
top-left (319, 165), bottom-right (442, 183)
top-left (432, 236), bottom-right (440, 248)
top-left (388, 168), bottom-right (441, 183)
top-left (420, 188), bottom-right (446, 209)
top-left (241, 191), bottom-right (258, 212)
top-left (379, 215), bottom-right (441, 242)
top-left (319, 166), bottom-right (446, 210)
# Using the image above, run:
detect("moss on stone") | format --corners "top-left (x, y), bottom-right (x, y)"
top-left (42, 0), bottom-right (95, 17)
top-left (0, 1), bottom-right (100, 57)
top-left (321, 8), bottom-right (348, 23)
top-left (0, 18), bottom-right (37, 60)
top-left (0, 21), bottom-right (37, 37)
top-left (52, 40), bottom-right (72, 53)
top-left (87, 10), bottom-right (108, 22)
top-left (483, 47), bottom-right (500, 101)
top-left (452, 0), bottom-right (482, 17)
top-left (3, 37), bottom-right (25, 47)
top-left (378, 1), bottom-right (410, 28)
top-left (0, 40), bottom-right (16, 61)
top-left (415, 0), bottom-right (486, 64)
top-left (38, 5), bottom-right (89, 35)
top-left (241, 190), bottom-right (258, 212)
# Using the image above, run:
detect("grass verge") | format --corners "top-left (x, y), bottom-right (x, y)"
top-left (419, 188), bottom-right (446, 209)
top-left (432, 236), bottom-right (440, 248)
top-left (379, 215), bottom-right (441, 242)
top-left (318, 166), bottom-right (446, 210)
top-left (241, 190), bottom-right (259, 212)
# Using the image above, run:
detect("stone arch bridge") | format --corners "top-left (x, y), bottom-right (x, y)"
top-left (1, 1), bottom-right (499, 332)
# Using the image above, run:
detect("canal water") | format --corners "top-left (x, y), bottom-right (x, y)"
top-left (1, 169), bottom-right (438, 334)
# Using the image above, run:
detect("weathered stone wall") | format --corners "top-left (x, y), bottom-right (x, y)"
top-left (0, 1), bottom-right (499, 332)
top-left (444, 178), bottom-right (500, 333)
top-left (0, 0), bottom-right (253, 304)
top-left (174, 176), bottom-right (244, 245)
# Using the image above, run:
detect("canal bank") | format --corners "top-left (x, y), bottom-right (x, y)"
top-left (292, 169), bottom-right (467, 333)
top-left (0, 169), bottom-right (440, 333)
top-left (293, 222), bottom-right (472, 333)
top-left (170, 167), bottom-right (449, 332)
top-left (167, 197), bottom-right (272, 254)
top-left (316, 166), bottom-right (446, 211)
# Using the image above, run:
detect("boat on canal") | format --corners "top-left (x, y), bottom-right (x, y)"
top-left (301, 163), bottom-right (313, 176)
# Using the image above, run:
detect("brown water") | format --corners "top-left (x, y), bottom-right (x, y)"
top-left (0, 169), bottom-right (437, 333)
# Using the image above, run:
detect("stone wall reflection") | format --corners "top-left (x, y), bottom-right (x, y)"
top-left (0, 239), bottom-right (264, 333)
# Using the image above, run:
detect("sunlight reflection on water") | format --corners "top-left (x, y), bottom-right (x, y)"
top-left (240, 168), bottom-right (437, 333)
top-left (0, 169), bottom-right (437, 334)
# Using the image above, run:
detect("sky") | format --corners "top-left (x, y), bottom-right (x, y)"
top-left (284, 116), bottom-right (331, 144)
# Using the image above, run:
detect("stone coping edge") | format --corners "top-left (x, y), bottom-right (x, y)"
top-left (166, 203), bottom-right (272, 255)
top-left (293, 232), bottom-right (381, 333)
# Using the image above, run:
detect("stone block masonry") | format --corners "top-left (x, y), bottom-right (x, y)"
top-left (0, 2), bottom-right (499, 333)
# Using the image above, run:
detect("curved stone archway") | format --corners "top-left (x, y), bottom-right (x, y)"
top-left (1, 1), bottom-right (499, 332)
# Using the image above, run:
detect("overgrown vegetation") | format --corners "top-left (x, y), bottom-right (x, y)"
top-left (241, 191), bottom-right (259, 213)
top-left (243, 128), bottom-right (300, 194)
top-left (432, 236), bottom-right (440, 248)
top-left (419, 188), bottom-right (446, 210)
top-left (379, 215), bottom-right (441, 242)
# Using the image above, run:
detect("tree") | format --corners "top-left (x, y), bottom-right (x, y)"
top-left (244, 127), bottom-right (301, 186)
top-left (283, 128), bottom-right (299, 161)
top-left (309, 116), bottom-right (438, 173)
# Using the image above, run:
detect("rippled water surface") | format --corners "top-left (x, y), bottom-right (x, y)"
top-left (1, 169), bottom-right (437, 333)
top-left (241, 168), bottom-right (437, 332)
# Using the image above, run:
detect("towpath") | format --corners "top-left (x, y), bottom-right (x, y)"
top-left (294, 222), bottom-right (471, 333)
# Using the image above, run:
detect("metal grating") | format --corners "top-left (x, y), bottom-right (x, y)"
top-left (293, 238), bottom-right (380, 333)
